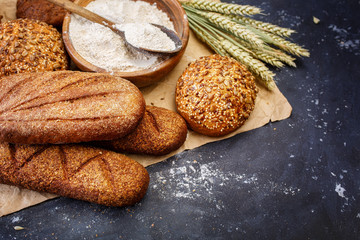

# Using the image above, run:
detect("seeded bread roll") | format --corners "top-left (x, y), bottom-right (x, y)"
top-left (94, 105), bottom-right (188, 156)
top-left (0, 142), bottom-right (149, 207)
top-left (0, 71), bottom-right (145, 144)
top-left (175, 54), bottom-right (258, 137)
top-left (16, 0), bottom-right (75, 27)
top-left (0, 19), bottom-right (69, 78)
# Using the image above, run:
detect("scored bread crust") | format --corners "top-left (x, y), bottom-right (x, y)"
top-left (0, 19), bottom-right (69, 78)
top-left (16, 0), bottom-right (74, 27)
top-left (94, 105), bottom-right (188, 156)
top-left (175, 54), bottom-right (258, 137)
top-left (0, 142), bottom-right (149, 206)
top-left (0, 71), bottom-right (146, 144)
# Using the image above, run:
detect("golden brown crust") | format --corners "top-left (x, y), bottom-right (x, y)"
top-left (0, 19), bottom-right (69, 78)
top-left (0, 71), bottom-right (146, 144)
top-left (175, 54), bottom-right (258, 137)
top-left (94, 105), bottom-right (188, 156)
top-left (0, 142), bottom-right (149, 206)
top-left (16, 0), bottom-right (74, 27)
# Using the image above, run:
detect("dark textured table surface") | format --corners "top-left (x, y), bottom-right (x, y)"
top-left (0, 0), bottom-right (359, 239)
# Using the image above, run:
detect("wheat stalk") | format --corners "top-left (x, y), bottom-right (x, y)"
top-left (220, 38), bottom-right (276, 90)
top-left (236, 38), bottom-right (297, 67)
top-left (225, 14), bottom-right (295, 37)
top-left (265, 32), bottom-right (310, 57)
top-left (188, 18), bottom-right (230, 56)
top-left (260, 47), bottom-right (297, 67)
top-left (247, 25), bottom-right (310, 57)
top-left (197, 11), bottom-right (264, 47)
top-left (190, 9), bottom-right (294, 68)
top-left (185, 7), bottom-right (279, 89)
top-left (185, 0), bottom-right (262, 16)
top-left (182, 1), bottom-right (310, 90)
top-left (249, 49), bottom-right (285, 68)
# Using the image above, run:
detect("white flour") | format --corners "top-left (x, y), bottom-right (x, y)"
top-left (119, 23), bottom-right (175, 51)
top-left (68, 0), bottom-right (175, 72)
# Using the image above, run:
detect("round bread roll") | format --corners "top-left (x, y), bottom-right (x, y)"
top-left (175, 54), bottom-right (258, 137)
top-left (0, 19), bottom-right (69, 78)
top-left (16, 0), bottom-right (74, 27)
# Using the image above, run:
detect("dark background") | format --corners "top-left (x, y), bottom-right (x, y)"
top-left (0, 0), bottom-right (359, 239)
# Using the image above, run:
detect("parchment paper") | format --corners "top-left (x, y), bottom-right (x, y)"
top-left (0, 1), bottom-right (292, 216)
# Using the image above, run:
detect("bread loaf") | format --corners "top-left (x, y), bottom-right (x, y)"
top-left (0, 142), bottom-right (149, 206)
top-left (17, 0), bottom-right (75, 27)
top-left (0, 19), bottom-right (69, 77)
top-left (94, 106), bottom-right (188, 156)
top-left (0, 71), bottom-right (146, 144)
top-left (176, 54), bottom-right (258, 137)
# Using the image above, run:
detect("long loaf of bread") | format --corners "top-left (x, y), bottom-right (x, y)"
top-left (94, 106), bottom-right (188, 156)
top-left (0, 142), bottom-right (149, 206)
top-left (0, 71), bottom-right (145, 144)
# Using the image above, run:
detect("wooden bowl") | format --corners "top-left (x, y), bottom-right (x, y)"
top-left (62, 0), bottom-right (189, 88)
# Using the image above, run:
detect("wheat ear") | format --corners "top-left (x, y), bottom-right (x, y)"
top-left (184, 0), bottom-right (262, 16)
top-left (220, 38), bottom-right (276, 90)
top-left (198, 11), bottom-right (265, 47)
top-left (248, 26), bottom-right (310, 57)
top-left (225, 14), bottom-right (295, 37)
top-left (236, 38), bottom-right (297, 67)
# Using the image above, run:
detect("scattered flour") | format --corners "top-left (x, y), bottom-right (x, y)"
top-left (151, 160), bottom-right (259, 209)
top-left (282, 186), bottom-right (301, 195)
top-left (328, 24), bottom-right (359, 54)
top-left (312, 176), bottom-right (318, 180)
top-left (11, 216), bottom-right (22, 223)
top-left (69, 0), bottom-right (175, 72)
top-left (335, 183), bottom-right (347, 199)
top-left (276, 10), bottom-right (303, 28)
top-left (151, 159), bottom-right (301, 211)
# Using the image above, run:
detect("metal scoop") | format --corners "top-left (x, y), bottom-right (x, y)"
top-left (46, 0), bottom-right (183, 54)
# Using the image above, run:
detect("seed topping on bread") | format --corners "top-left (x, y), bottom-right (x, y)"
top-left (0, 19), bottom-right (68, 77)
top-left (176, 54), bottom-right (258, 137)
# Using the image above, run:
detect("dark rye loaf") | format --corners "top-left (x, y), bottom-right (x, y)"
top-left (16, 0), bottom-right (75, 27)
top-left (0, 142), bottom-right (149, 206)
top-left (94, 105), bottom-right (188, 156)
top-left (0, 71), bottom-right (145, 144)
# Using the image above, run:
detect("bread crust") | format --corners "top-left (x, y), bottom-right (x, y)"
top-left (175, 54), bottom-right (258, 137)
top-left (95, 105), bottom-right (188, 156)
top-left (16, 0), bottom-right (74, 27)
top-left (0, 19), bottom-right (69, 77)
top-left (0, 71), bottom-right (146, 144)
top-left (0, 142), bottom-right (149, 206)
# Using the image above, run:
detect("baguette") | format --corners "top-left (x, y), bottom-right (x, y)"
top-left (94, 106), bottom-right (188, 156)
top-left (0, 142), bottom-right (149, 206)
top-left (0, 71), bottom-right (145, 144)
